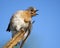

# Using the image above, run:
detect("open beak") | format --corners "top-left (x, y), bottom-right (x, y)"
top-left (36, 14), bottom-right (38, 15)
top-left (35, 10), bottom-right (38, 15)
top-left (35, 10), bottom-right (39, 12)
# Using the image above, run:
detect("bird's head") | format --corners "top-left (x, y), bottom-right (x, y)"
top-left (26, 7), bottom-right (38, 17)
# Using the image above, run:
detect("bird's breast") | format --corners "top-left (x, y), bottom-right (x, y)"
top-left (12, 15), bottom-right (29, 29)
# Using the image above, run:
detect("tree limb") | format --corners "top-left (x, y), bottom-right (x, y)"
top-left (3, 30), bottom-right (25, 48)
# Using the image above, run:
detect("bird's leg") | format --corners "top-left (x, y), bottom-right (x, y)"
top-left (20, 31), bottom-right (30, 48)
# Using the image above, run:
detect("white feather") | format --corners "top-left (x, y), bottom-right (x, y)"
top-left (12, 11), bottom-right (28, 31)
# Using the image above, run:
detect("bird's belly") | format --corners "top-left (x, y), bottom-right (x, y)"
top-left (12, 17), bottom-right (29, 31)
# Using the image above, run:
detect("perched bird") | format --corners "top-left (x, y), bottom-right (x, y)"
top-left (6, 7), bottom-right (38, 48)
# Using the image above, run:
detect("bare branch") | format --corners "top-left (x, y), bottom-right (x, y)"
top-left (3, 30), bottom-right (25, 48)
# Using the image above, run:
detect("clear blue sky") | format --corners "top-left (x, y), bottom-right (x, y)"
top-left (0, 0), bottom-right (60, 48)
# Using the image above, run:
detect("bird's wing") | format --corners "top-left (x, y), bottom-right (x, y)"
top-left (27, 21), bottom-right (35, 32)
top-left (6, 16), bottom-right (14, 32)
top-left (6, 10), bottom-right (24, 32)
top-left (6, 22), bottom-right (11, 32)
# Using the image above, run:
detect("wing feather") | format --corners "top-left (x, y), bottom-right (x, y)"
top-left (6, 16), bottom-right (14, 32)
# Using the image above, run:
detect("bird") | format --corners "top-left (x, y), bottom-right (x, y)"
top-left (6, 6), bottom-right (38, 48)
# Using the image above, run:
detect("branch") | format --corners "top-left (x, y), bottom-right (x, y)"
top-left (3, 30), bottom-right (25, 48)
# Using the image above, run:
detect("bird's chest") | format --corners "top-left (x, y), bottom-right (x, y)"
top-left (12, 16), bottom-right (29, 28)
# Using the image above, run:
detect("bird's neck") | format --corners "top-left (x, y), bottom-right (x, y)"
top-left (21, 11), bottom-right (32, 22)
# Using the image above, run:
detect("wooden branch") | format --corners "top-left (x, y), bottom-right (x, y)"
top-left (3, 30), bottom-right (25, 48)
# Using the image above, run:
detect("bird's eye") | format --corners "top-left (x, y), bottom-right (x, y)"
top-left (31, 9), bottom-right (33, 11)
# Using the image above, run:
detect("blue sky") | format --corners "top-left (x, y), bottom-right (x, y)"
top-left (0, 0), bottom-right (60, 48)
